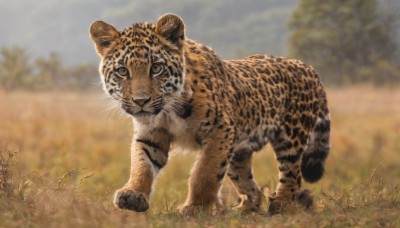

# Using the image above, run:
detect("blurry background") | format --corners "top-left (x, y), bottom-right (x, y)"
top-left (1, 0), bottom-right (400, 227)
top-left (0, 0), bottom-right (399, 90)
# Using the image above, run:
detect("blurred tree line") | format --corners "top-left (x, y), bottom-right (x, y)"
top-left (0, 47), bottom-right (98, 91)
top-left (0, 0), bottom-right (399, 91)
top-left (0, 0), bottom-right (296, 66)
top-left (289, 0), bottom-right (400, 85)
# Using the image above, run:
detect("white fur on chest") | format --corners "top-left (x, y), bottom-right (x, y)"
top-left (168, 113), bottom-right (201, 154)
top-left (132, 112), bottom-right (200, 154)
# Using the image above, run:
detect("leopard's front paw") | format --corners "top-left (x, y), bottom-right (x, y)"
top-left (113, 189), bottom-right (149, 212)
top-left (178, 204), bottom-right (209, 217)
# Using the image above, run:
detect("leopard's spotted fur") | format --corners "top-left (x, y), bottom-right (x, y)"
top-left (89, 14), bottom-right (330, 215)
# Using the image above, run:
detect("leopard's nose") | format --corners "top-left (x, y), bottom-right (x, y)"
top-left (132, 97), bottom-right (151, 107)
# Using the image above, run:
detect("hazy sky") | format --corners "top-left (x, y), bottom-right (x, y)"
top-left (0, 0), bottom-right (298, 65)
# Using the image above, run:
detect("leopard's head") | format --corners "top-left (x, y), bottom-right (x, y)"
top-left (90, 14), bottom-right (186, 118)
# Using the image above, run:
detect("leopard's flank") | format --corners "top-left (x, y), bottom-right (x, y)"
top-left (89, 14), bottom-right (330, 216)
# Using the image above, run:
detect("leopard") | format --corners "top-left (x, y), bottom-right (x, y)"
top-left (89, 13), bottom-right (330, 216)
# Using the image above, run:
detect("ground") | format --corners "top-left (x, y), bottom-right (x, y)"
top-left (0, 86), bottom-right (399, 227)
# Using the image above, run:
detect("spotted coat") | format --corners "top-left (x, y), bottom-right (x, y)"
top-left (90, 14), bottom-right (330, 215)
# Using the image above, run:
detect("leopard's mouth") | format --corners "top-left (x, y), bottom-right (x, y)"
top-left (134, 110), bottom-right (153, 116)
top-left (122, 106), bottom-right (163, 117)
top-left (123, 108), bottom-right (151, 116)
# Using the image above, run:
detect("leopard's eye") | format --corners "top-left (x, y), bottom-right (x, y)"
top-left (117, 67), bottom-right (129, 77)
top-left (150, 63), bottom-right (164, 77)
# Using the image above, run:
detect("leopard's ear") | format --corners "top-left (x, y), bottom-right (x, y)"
top-left (155, 14), bottom-right (185, 50)
top-left (89, 21), bottom-right (120, 56)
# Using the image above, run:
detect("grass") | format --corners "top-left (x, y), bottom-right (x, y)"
top-left (0, 86), bottom-right (399, 227)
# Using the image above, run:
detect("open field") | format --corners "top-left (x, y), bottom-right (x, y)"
top-left (0, 86), bottom-right (400, 227)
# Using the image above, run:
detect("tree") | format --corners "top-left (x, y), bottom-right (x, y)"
top-left (35, 52), bottom-right (65, 89)
top-left (0, 46), bottom-right (99, 91)
top-left (0, 46), bottom-right (32, 90)
top-left (288, 0), bottom-right (399, 84)
top-left (66, 63), bottom-right (99, 90)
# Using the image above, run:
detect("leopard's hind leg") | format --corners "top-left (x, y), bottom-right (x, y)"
top-left (227, 148), bottom-right (262, 212)
top-left (268, 125), bottom-right (313, 215)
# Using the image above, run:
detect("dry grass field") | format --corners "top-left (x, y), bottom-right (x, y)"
top-left (0, 86), bottom-right (399, 227)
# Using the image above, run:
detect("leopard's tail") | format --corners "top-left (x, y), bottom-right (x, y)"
top-left (301, 99), bottom-right (330, 183)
